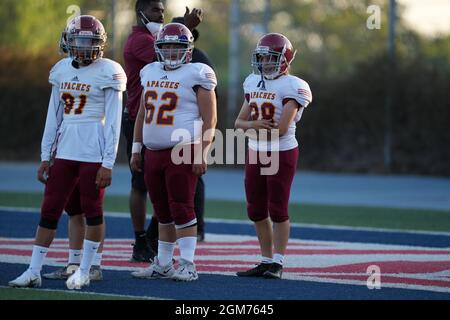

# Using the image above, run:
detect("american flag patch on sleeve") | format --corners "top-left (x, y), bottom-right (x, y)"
top-left (298, 88), bottom-right (312, 99)
top-left (205, 73), bottom-right (216, 81)
top-left (113, 73), bottom-right (126, 81)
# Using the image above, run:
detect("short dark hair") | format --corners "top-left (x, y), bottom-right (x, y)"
top-left (135, 0), bottom-right (162, 13)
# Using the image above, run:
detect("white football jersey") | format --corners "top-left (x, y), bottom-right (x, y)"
top-left (140, 62), bottom-right (217, 150)
top-left (243, 73), bottom-right (312, 151)
top-left (42, 57), bottom-right (127, 168)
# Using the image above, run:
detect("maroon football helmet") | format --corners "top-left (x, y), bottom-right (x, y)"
top-left (252, 33), bottom-right (296, 79)
top-left (155, 23), bottom-right (194, 69)
top-left (66, 15), bottom-right (107, 65)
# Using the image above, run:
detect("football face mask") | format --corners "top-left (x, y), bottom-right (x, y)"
top-left (67, 35), bottom-right (103, 65)
top-left (156, 42), bottom-right (191, 69)
top-left (251, 48), bottom-right (285, 79)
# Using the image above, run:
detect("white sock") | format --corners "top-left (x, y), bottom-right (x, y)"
top-left (157, 240), bottom-right (175, 266)
top-left (79, 240), bottom-right (100, 275)
top-left (178, 236), bottom-right (197, 264)
top-left (92, 252), bottom-right (102, 267)
top-left (29, 245), bottom-right (49, 275)
top-left (261, 256), bottom-right (273, 264)
top-left (273, 253), bottom-right (284, 266)
top-left (68, 249), bottom-right (82, 265)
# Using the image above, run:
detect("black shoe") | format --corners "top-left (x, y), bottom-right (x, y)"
top-left (197, 231), bottom-right (205, 242)
top-left (236, 263), bottom-right (271, 277)
top-left (263, 263), bottom-right (283, 279)
top-left (130, 243), bottom-right (156, 263)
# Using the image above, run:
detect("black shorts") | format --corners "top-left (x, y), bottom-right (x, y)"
top-left (122, 114), bottom-right (147, 192)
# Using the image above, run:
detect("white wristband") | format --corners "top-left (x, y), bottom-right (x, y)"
top-left (132, 142), bottom-right (143, 154)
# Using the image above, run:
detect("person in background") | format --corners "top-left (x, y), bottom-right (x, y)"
top-left (123, 0), bottom-right (203, 262)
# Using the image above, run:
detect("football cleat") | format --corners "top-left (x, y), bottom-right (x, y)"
top-left (66, 268), bottom-right (90, 290)
top-left (236, 263), bottom-right (272, 277)
top-left (89, 265), bottom-right (103, 281)
top-left (8, 269), bottom-right (42, 288)
top-left (43, 263), bottom-right (79, 280)
top-left (172, 259), bottom-right (198, 282)
top-left (131, 257), bottom-right (175, 279)
top-left (263, 263), bottom-right (283, 279)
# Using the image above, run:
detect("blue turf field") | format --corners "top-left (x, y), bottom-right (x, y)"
top-left (1, 209), bottom-right (449, 300)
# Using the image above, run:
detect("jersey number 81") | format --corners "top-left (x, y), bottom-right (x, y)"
top-left (61, 92), bottom-right (87, 115)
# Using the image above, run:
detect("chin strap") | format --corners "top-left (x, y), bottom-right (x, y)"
top-left (257, 65), bottom-right (266, 90)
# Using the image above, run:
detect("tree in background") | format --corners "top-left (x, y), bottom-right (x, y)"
top-left (0, 0), bottom-right (449, 175)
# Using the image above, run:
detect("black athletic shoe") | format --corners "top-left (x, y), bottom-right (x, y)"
top-left (236, 263), bottom-right (271, 277)
top-left (130, 243), bottom-right (155, 263)
top-left (263, 263), bottom-right (283, 279)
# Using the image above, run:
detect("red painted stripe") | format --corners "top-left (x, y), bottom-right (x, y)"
top-left (2, 247), bottom-right (449, 256)
top-left (193, 248), bottom-right (450, 255)
top-left (282, 261), bottom-right (450, 274)
top-left (314, 274), bottom-right (450, 288)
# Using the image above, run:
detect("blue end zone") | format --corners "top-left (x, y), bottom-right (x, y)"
top-left (1, 263), bottom-right (449, 300)
top-left (1, 209), bottom-right (450, 300)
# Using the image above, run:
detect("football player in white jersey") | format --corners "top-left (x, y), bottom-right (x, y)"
top-left (130, 23), bottom-right (217, 281)
top-left (235, 33), bottom-right (313, 279)
top-left (9, 15), bottom-right (126, 290)
top-left (40, 23), bottom-right (104, 283)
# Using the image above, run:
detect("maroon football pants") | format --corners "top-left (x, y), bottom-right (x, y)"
top-left (144, 148), bottom-right (198, 227)
top-left (245, 147), bottom-right (299, 223)
top-left (40, 159), bottom-right (105, 229)
top-left (64, 184), bottom-right (83, 217)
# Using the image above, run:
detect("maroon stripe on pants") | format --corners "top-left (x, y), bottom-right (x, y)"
top-left (245, 147), bottom-right (299, 223)
top-left (144, 147), bottom-right (198, 226)
top-left (41, 159), bottom-right (104, 223)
